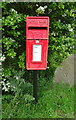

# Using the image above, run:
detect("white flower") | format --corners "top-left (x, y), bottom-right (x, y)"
top-left (3, 79), bottom-right (6, 81)
top-left (6, 82), bottom-right (10, 88)
top-left (69, 28), bottom-right (73, 32)
top-left (16, 76), bottom-right (19, 80)
top-left (37, 6), bottom-right (45, 12)
top-left (2, 74), bottom-right (4, 77)
top-left (58, 19), bottom-right (61, 22)
top-left (44, 6), bottom-right (47, 9)
top-left (1, 81), bottom-right (8, 91)
top-left (68, 24), bottom-right (71, 28)
top-left (36, 4), bottom-right (38, 7)
top-left (11, 8), bottom-right (17, 13)
top-left (12, 40), bottom-right (15, 42)
top-left (0, 55), bottom-right (6, 62)
top-left (3, 86), bottom-right (8, 92)
top-left (6, 82), bottom-right (10, 86)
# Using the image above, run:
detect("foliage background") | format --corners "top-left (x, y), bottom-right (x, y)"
top-left (1, 2), bottom-right (75, 91)
top-left (1, 2), bottom-right (76, 118)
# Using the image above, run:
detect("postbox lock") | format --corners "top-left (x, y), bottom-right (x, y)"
top-left (36, 40), bottom-right (39, 43)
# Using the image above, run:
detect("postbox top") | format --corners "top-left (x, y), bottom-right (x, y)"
top-left (26, 16), bottom-right (49, 18)
top-left (26, 16), bottom-right (49, 27)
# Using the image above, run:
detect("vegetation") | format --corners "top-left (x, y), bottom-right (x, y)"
top-left (1, 2), bottom-right (75, 118)
top-left (2, 80), bottom-right (74, 118)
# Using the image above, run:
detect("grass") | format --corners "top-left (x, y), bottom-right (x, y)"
top-left (2, 79), bottom-right (75, 118)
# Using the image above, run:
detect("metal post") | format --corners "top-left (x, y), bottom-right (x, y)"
top-left (33, 70), bottom-right (38, 103)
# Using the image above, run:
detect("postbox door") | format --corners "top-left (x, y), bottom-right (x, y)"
top-left (26, 40), bottom-right (48, 70)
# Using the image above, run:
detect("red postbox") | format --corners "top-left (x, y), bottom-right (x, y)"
top-left (26, 16), bottom-right (49, 70)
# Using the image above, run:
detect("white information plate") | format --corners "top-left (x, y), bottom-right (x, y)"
top-left (33, 45), bottom-right (42, 62)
